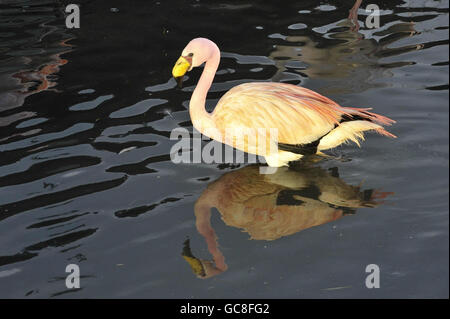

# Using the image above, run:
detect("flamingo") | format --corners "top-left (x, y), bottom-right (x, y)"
top-left (172, 38), bottom-right (396, 167)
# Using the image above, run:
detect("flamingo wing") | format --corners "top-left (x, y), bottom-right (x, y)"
top-left (211, 82), bottom-right (395, 154)
top-left (213, 82), bottom-right (344, 144)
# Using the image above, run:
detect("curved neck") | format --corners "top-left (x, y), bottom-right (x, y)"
top-left (189, 47), bottom-right (220, 131)
top-left (194, 189), bottom-right (227, 275)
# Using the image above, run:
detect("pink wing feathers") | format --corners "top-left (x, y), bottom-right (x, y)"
top-left (212, 82), bottom-right (396, 147)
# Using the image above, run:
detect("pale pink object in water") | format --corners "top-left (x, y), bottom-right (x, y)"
top-left (172, 38), bottom-right (396, 167)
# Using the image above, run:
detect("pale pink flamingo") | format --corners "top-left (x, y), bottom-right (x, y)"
top-left (172, 38), bottom-right (396, 167)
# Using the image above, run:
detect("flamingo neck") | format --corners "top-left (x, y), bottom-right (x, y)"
top-left (189, 46), bottom-right (220, 132)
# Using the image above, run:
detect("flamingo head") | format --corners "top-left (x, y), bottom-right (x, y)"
top-left (172, 38), bottom-right (218, 88)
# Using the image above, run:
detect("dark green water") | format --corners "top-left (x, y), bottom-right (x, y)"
top-left (0, 0), bottom-right (448, 298)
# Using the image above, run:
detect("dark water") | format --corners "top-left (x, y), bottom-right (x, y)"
top-left (0, 0), bottom-right (448, 298)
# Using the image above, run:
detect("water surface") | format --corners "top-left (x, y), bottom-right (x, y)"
top-left (0, 0), bottom-right (448, 298)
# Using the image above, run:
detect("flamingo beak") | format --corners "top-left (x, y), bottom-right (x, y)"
top-left (172, 56), bottom-right (191, 89)
top-left (181, 239), bottom-right (206, 278)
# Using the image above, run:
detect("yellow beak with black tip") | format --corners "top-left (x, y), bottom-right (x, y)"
top-left (172, 56), bottom-right (191, 88)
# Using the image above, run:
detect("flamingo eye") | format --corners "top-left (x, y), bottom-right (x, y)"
top-left (188, 53), bottom-right (193, 57)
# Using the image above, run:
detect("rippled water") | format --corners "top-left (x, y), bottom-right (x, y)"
top-left (0, 0), bottom-right (448, 298)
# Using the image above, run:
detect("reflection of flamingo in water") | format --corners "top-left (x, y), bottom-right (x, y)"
top-left (0, 38), bottom-right (72, 113)
top-left (270, 2), bottom-right (417, 92)
top-left (13, 38), bottom-right (72, 96)
top-left (182, 162), bottom-right (392, 278)
top-left (0, 38), bottom-right (72, 132)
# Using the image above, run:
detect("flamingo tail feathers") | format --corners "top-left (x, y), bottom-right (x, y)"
top-left (344, 107), bottom-right (396, 126)
top-left (318, 106), bottom-right (397, 151)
